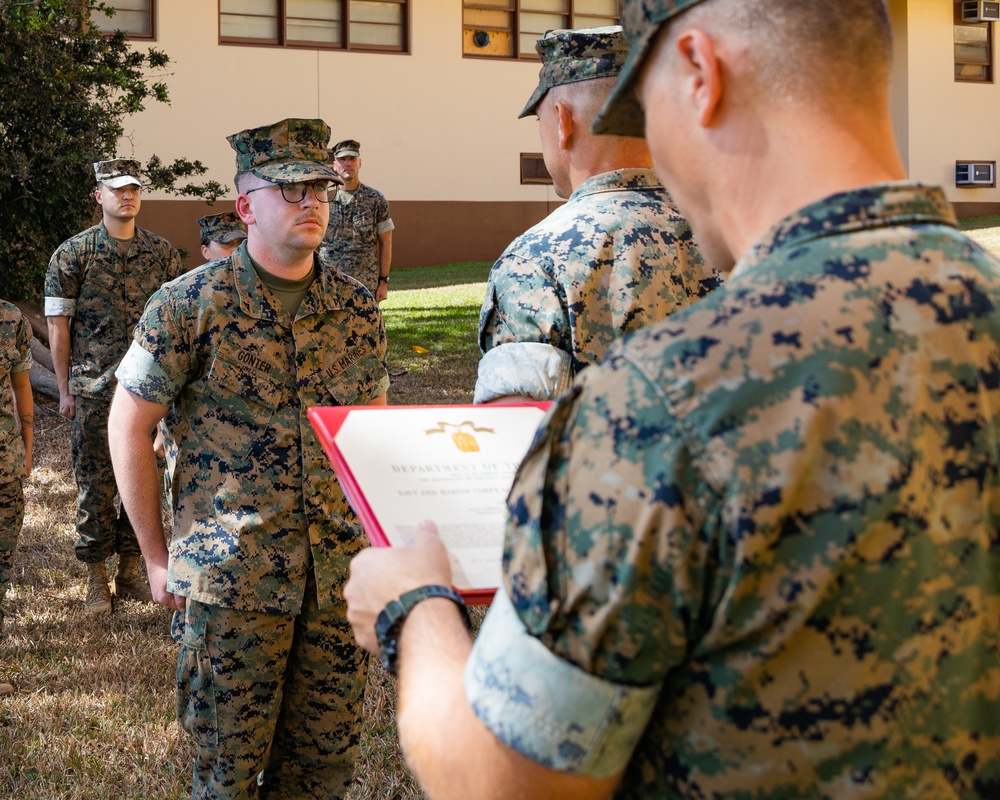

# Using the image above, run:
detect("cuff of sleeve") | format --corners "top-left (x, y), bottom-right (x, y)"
top-left (376, 220), bottom-right (394, 235)
top-left (44, 297), bottom-right (75, 317)
top-left (464, 589), bottom-right (659, 778)
top-left (115, 341), bottom-right (178, 405)
top-left (474, 342), bottom-right (572, 404)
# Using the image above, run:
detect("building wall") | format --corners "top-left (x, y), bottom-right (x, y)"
top-left (126, 1), bottom-right (563, 268)
top-left (129, 1), bottom-right (1000, 267)
top-left (902, 0), bottom-right (1000, 216)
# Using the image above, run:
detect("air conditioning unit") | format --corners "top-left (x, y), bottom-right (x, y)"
top-left (956, 161), bottom-right (996, 187)
top-left (963, 1), bottom-right (1000, 22)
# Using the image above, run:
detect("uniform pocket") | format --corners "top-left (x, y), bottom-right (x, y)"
top-left (201, 352), bottom-right (285, 460)
top-left (174, 602), bottom-right (219, 749)
top-left (320, 351), bottom-right (387, 406)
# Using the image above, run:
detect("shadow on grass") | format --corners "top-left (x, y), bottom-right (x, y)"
top-left (390, 262), bottom-right (491, 291)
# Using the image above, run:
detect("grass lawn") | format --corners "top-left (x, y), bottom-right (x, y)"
top-left (382, 262), bottom-right (491, 406)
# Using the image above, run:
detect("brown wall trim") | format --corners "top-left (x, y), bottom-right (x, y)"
top-left (952, 201), bottom-right (1000, 219)
top-left (139, 198), bottom-right (562, 272)
top-left (138, 197), bottom-right (1000, 274)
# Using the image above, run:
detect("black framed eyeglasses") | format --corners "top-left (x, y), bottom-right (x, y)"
top-left (245, 180), bottom-right (333, 204)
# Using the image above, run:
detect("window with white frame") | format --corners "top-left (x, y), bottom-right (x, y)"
top-left (463, 0), bottom-right (620, 59)
top-left (220, 0), bottom-right (408, 52)
top-left (91, 0), bottom-right (154, 38)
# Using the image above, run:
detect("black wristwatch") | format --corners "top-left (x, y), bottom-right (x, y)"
top-left (378, 275), bottom-right (389, 284)
top-left (375, 584), bottom-right (471, 675)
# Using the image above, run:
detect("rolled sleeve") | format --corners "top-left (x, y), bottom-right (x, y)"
top-left (44, 297), bottom-right (76, 317)
top-left (376, 219), bottom-right (394, 236)
top-left (474, 341), bottom-right (572, 403)
top-left (115, 341), bottom-right (181, 405)
top-left (11, 352), bottom-right (32, 374)
top-left (465, 589), bottom-right (659, 778)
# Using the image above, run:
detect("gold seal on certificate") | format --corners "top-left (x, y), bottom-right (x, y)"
top-left (308, 403), bottom-right (551, 604)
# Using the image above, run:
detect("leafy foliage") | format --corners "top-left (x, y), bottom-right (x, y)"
top-left (0, 0), bottom-right (225, 300)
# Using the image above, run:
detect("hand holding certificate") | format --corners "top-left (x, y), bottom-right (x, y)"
top-left (308, 403), bottom-right (550, 604)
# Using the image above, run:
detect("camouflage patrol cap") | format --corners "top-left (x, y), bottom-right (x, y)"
top-left (93, 159), bottom-right (143, 189)
top-left (332, 139), bottom-right (361, 159)
top-left (227, 118), bottom-right (341, 184)
top-left (592, 0), bottom-right (709, 137)
top-left (519, 26), bottom-right (627, 119)
top-left (197, 212), bottom-right (247, 244)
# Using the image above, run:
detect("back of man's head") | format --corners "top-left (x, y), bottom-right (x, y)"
top-left (595, 0), bottom-right (892, 136)
top-left (683, 0), bottom-right (891, 103)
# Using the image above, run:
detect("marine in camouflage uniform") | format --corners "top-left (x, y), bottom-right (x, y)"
top-left (319, 139), bottom-right (394, 299)
top-left (197, 211), bottom-right (247, 262)
top-left (468, 182), bottom-right (1000, 797)
top-left (0, 301), bottom-right (33, 621)
top-left (474, 27), bottom-right (718, 404)
top-left (111, 118), bottom-right (389, 799)
top-left (44, 158), bottom-right (183, 610)
top-left (476, 169), bottom-right (717, 401)
top-left (340, 4), bottom-right (1000, 799)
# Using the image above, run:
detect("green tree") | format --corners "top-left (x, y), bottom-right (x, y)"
top-left (0, 0), bottom-right (224, 300)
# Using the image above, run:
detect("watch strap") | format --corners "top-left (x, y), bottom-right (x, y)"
top-left (375, 584), bottom-right (471, 675)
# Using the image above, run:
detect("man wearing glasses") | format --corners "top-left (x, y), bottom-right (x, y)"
top-left (44, 158), bottom-right (182, 615)
top-left (108, 119), bottom-right (389, 798)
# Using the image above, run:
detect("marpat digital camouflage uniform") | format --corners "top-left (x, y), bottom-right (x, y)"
top-left (117, 212), bottom-right (388, 794)
top-left (465, 183), bottom-right (1000, 798)
top-left (0, 301), bottom-right (32, 609)
top-left (44, 219), bottom-right (182, 562)
top-left (475, 168), bottom-right (718, 402)
top-left (319, 183), bottom-right (394, 295)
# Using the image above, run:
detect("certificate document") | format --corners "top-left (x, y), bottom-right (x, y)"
top-left (308, 403), bottom-right (550, 604)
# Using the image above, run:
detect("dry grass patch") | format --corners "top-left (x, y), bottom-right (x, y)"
top-left (1, 407), bottom-right (194, 799)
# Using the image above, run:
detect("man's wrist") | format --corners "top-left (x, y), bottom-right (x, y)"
top-left (376, 584), bottom-right (470, 675)
top-left (378, 275), bottom-right (389, 284)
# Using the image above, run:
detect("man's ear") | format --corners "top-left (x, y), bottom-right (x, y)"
top-left (235, 194), bottom-right (254, 225)
top-left (555, 99), bottom-right (575, 150)
top-left (675, 28), bottom-right (723, 128)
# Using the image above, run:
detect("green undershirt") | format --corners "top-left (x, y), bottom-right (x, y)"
top-left (250, 256), bottom-right (315, 318)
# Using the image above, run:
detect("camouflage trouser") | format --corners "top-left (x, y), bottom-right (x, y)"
top-left (71, 393), bottom-right (140, 563)
top-left (172, 572), bottom-right (367, 799)
top-left (0, 479), bottom-right (25, 607)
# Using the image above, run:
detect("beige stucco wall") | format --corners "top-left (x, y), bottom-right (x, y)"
top-left (124, 2), bottom-right (560, 204)
top-left (902, 0), bottom-right (1000, 206)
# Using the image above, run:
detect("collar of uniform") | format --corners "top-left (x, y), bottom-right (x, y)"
top-left (232, 241), bottom-right (280, 322)
top-left (336, 182), bottom-right (365, 204)
top-left (567, 167), bottom-right (663, 203)
top-left (96, 220), bottom-right (154, 253)
top-left (731, 181), bottom-right (958, 281)
top-left (232, 241), bottom-right (348, 320)
top-left (297, 258), bottom-right (352, 315)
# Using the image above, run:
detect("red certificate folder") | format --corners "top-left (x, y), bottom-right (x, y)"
top-left (308, 403), bottom-right (551, 605)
